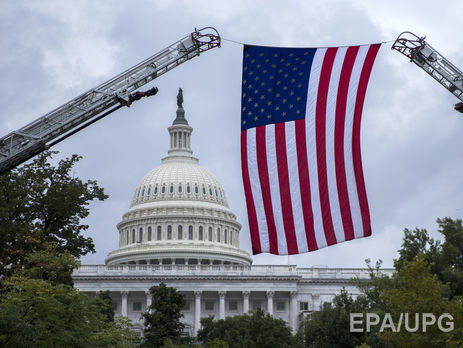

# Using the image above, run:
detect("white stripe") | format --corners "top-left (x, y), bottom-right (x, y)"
top-left (265, 123), bottom-right (288, 254)
top-left (285, 120), bottom-right (308, 253)
top-left (325, 47), bottom-right (347, 243)
top-left (306, 48), bottom-right (327, 249)
top-left (344, 45), bottom-right (370, 238)
top-left (246, 128), bottom-right (269, 252)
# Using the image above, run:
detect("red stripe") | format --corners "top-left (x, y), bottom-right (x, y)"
top-left (275, 122), bottom-right (298, 254)
top-left (353, 44), bottom-right (381, 237)
top-left (256, 126), bottom-right (279, 254)
top-left (334, 46), bottom-right (359, 241)
top-left (295, 118), bottom-right (317, 251)
top-left (241, 130), bottom-right (261, 254)
top-left (315, 47), bottom-right (338, 246)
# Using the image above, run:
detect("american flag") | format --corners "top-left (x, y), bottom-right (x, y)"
top-left (240, 43), bottom-right (381, 255)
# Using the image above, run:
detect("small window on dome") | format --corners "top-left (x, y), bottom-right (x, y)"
top-left (187, 184), bottom-right (191, 194)
top-left (126, 230), bottom-right (129, 244)
top-left (224, 229), bottom-right (228, 243)
top-left (157, 226), bottom-right (162, 240)
top-left (199, 226), bottom-right (204, 240)
top-left (178, 225), bottom-right (182, 240)
top-left (202, 185), bottom-right (206, 195)
top-left (154, 185), bottom-right (158, 195)
top-left (139, 228), bottom-right (143, 242)
top-left (148, 227), bottom-right (152, 241)
top-left (170, 185), bottom-right (174, 193)
top-left (178, 184), bottom-right (182, 193)
top-left (167, 225), bottom-right (172, 240)
top-left (137, 189), bottom-right (140, 198)
top-left (208, 227), bottom-right (212, 241)
top-left (217, 228), bottom-right (221, 243)
top-left (147, 187), bottom-right (151, 196)
top-left (132, 229), bottom-right (136, 243)
top-left (188, 226), bottom-right (193, 240)
top-left (195, 185), bottom-right (199, 194)
top-left (162, 185), bottom-right (166, 194)
top-left (209, 188), bottom-right (213, 196)
top-left (142, 188), bottom-right (145, 196)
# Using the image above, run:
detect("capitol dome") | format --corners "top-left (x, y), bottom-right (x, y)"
top-left (105, 89), bottom-right (252, 266)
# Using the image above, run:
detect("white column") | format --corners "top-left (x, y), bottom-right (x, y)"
top-left (146, 290), bottom-right (152, 311)
top-left (290, 291), bottom-right (298, 334)
top-left (219, 291), bottom-right (226, 319)
top-left (267, 291), bottom-right (274, 316)
top-left (121, 291), bottom-right (128, 317)
top-left (243, 291), bottom-right (250, 314)
top-left (194, 291), bottom-right (202, 336)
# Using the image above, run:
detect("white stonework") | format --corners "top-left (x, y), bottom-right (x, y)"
top-left (73, 94), bottom-right (393, 336)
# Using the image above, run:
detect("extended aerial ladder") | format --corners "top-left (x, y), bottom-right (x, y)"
top-left (392, 31), bottom-right (463, 113)
top-left (0, 27), bottom-right (220, 175)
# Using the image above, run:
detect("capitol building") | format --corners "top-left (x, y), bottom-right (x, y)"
top-left (72, 92), bottom-right (390, 335)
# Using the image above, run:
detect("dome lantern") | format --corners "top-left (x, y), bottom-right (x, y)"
top-left (167, 88), bottom-right (194, 158)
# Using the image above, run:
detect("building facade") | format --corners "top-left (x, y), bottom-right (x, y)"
top-left (73, 92), bottom-right (391, 335)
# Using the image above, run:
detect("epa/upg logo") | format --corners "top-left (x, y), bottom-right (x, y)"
top-left (350, 313), bottom-right (454, 333)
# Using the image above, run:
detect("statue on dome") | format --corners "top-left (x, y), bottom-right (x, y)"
top-left (177, 88), bottom-right (183, 108)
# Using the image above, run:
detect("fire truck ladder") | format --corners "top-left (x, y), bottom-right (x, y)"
top-left (392, 31), bottom-right (463, 113)
top-left (0, 27), bottom-right (220, 174)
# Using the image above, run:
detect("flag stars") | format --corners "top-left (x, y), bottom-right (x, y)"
top-left (284, 73), bottom-right (289, 78)
top-left (248, 97), bottom-right (252, 102)
top-left (254, 103), bottom-right (258, 108)
top-left (242, 120), bottom-right (246, 125)
top-left (269, 76), bottom-right (274, 80)
top-left (296, 96), bottom-right (301, 101)
top-left (292, 67), bottom-right (297, 71)
top-left (267, 114), bottom-right (272, 119)
top-left (286, 63), bottom-right (291, 67)
top-left (261, 82), bottom-right (266, 86)
top-left (254, 116), bottom-right (258, 121)
top-left (260, 108), bottom-right (265, 113)
top-left (296, 110), bottom-right (301, 114)
top-left (251, 59), bottom-right (256, 63)
top-left (249, 71), bottom-right (254, 75)
top-left (267, 101), bottom-right (272, 105)
top-left (283, 86), bottom-right (288, 91)
top-left (260, 95), bottom-right (265, 100)
top-left (290, 91), bottom-right (295, 96)
top-left (247, 111), bottom-right (252, 116)
top-left (276, 93), bottom-right (281, 98)
top-left (257, 64), bottom-right (261, 68)
top-left (276, 81), bottom-right (282, 85)
top-left (282, 112), bottom-right (287, 116)
top-left (282, 98), bottom-right (287, 103)
top-left (255, 76), bottom-right (260, 81)
top-left (254, 89), bottom-right (259, 94)
top-left (291, 79), bottom-right (296, 83)
top-left (289, 104), bottom-right (294, 109)
top-left (298, 72), bottom-right (303, 76)
top-left (267, 88), bottom-right (273, 92)
top-left (265, 58), bottom-right (270, 62)
top-left (297, 84), bottom-right (302, 88)
top-left (275, 106), bottom-right (280, 111)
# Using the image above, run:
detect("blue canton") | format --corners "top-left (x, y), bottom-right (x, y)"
top-left (241, 45), bottom-right (316, 131)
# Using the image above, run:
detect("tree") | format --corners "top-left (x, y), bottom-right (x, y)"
top-left (394, 218), bottom-right (463, 298)
top-left (142, 282), bottom-right (186, 347)
top-left (197, 308), bottom-right (295, 348)
top-left (0, 151), bottom-right (107, 283)
top-left (0, 276), bottom-right (139, 347)
top-left (380, 256), bottom-right (463, 347)
top-left (299, 289), bottom-right (391, 348)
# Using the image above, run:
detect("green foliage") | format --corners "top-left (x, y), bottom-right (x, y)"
top-left (380, 256), bottom-right (463, 347)
top-left (197, 308), bottom-right (295, 348)
top-left (142, 282), bottom-right (186, 347)
top-left (95, 290), bottom-right (116, 322)
top-left (0, 151), bottom-right (107, 282)
top-left (0, 276), bottom-right (139, 347)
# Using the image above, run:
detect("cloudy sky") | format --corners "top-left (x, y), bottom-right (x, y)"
top-left (1, 1), bottom-right (462, 268)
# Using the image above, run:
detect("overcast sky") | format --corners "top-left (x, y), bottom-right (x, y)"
top-left (1, 0), bottom-right (462, 268)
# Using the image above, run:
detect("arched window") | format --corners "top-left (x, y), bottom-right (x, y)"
top-left (157, 226), bottom-right (162, 240)
top-left (188, 225), bottom-right (193, 240)
top-left (178, 184), bottom-right (182, 193)
top-left (141, 188), bottom-right (145, 196)
top-left (208, 227), bottom-right (213, 241)
top-left (224, 229), bottom-right (227, 243)
top-left (215, 188), bottom-right (218, 197)
top-left (202, 185), bottom-right (206, 195)
top-left (195, 185), bottom-right (199, 194)
top-left (154, 185), bottom-right (158, 195)
top-left (209, 188), bottom-right (213, 196)
top-left (179, 133), bottom-right (182, 147)
top-left (170, 184), bottom-right (174, 193)
top-left (147, 187), bottom-right (151, 196)
top-left (126, 230), bottom-right (129, 244)
top-left (148, 226), bottom-right (152, 241)
top-left (139, 227), bottom-right (143, 242)
top-left (132, 229), bottom-right (135, 243)
top-left (178, 225), bottom-right (183, 240)
top-left (187, 184), bottom-right (191, 194)
top-left (217, 228), bottom-right (221, 243)
top-left (199, 226), bottom-right (203, 240)
top-left (162, 185), bottom-right (166, 194)
top-left (137, 189), bottom-right (140, 198)
top-left (167, 225), bottom-right (172, 240)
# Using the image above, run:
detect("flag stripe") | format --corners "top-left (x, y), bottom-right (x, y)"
top-left (295, 118), bottom-right (316, 251)
top-left (256, 126), bottom-right (279, 253)
top-left (265, 124), bottom-right (287, 254)
top-left (326, 47), bottom-right (348, 244)
top-left (315, 47), bottom-right (338, 246)
top-left (240, 130), bottom-right (261, 253)
top-left (306, 48), bottom-right (327, 250)
top-left (247, 128), bottom-right (270, 252)
top-left (353, 44), bottom-right (380, 237)
top-left (275, 122), bottom-right (299, 254)
top-left (334, 46), bottom-right (359, 241)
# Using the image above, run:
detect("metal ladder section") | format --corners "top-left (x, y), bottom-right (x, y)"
top-left (0, 27), bottom-right (220, 174)
top-left (392, 31), bottom-right (463, 106)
